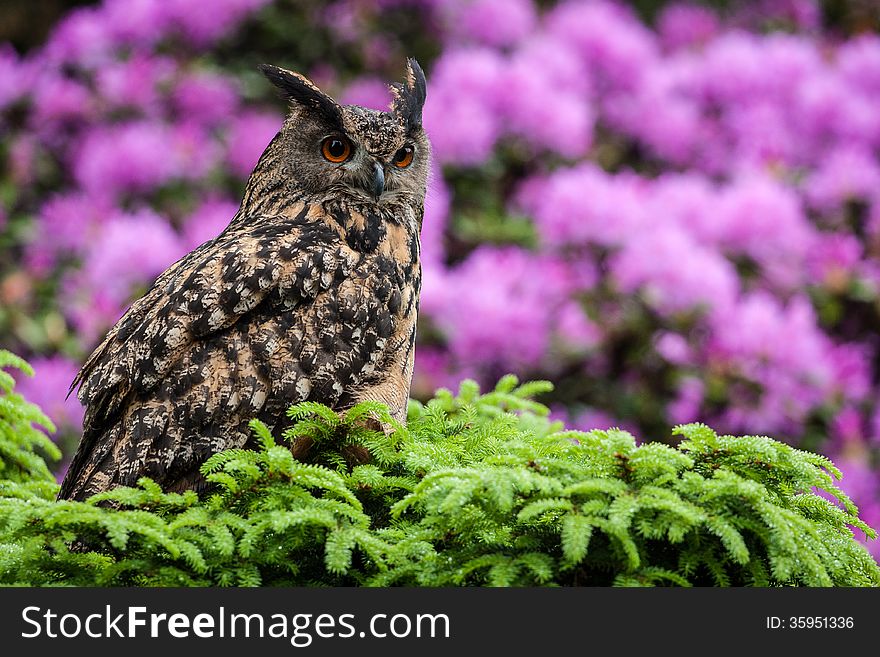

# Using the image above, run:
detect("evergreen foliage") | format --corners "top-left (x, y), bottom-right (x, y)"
top-left (0, 350), bottom-right (61, 500)
top-left (0, 358), bottom-right (877, 587)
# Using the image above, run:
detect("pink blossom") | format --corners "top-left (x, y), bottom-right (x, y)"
top-left (171, 70), bottom-right (240, 127)
top-left (667, 377), bottom-right (704, 425)
top-left (446, 0), bottom-right (536, 48)
top-left (707, 292), bottom-right (836, 434)
top-left (73, 122), bottom-right (184, 197)
top-left (42, 7), bottom-right (116, 67)
top-left (181, 197), bottom-right (238, 250)
top-left (340, 77), bottom-right (392, 111)
top-left (837, 35), bottom-right (880, 98)
top-left (568, 407), bottom-right (618, 432)
top-left (519, 164), bottom-right (647, 248)
top-left (611, 227), bottom-right (739, 316)
top-left (554, 301), bottom-right (601, 352)
top-left (224, 109), bottom-right (281, 178)
top-left (546, 0), bottom-right (657, 92)
top-left (806, 233), bottom-right (862, 287)
top-left (422, 48), bottom-right (504, 164)
top-left (0, 44), bottom-right (34, 111)
top-left (95, 53), bottom-right (174, 115)
top-left (27, 193), bottom-right (113, 273)
top-left (832, 407), bottom-right (864, 447)
top-left (426, 247), bottom-right (579, 369)
top-left (63, 208), bottom-right (186, 344)
top-left (657, 3), bottom-right (719, 51)
top-left (713, 173), bottom-right (815, 287)
top-left (421, 166), bottom-right (451, 267)
top-left (805, 146), bottom-right (880, 213)
top-left (13, 356), bottom-right (84, 432)
top-left (499, 49), bottom-right (594, 157)
top-left (80, 208), bottom-right (185, 304)
top-left (30, 73), bottom-right (95, 128)
top-left (654, 332), bottom-right (693, 366)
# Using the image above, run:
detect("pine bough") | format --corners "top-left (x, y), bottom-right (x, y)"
top-left (1, 350), bottom-right (877, 586)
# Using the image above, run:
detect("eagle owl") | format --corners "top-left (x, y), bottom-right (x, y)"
top-left (58, 60), bottom-right (429, 501)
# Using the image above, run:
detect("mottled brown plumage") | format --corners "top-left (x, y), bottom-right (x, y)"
top-left (58, 60), bottom-right (430, 501)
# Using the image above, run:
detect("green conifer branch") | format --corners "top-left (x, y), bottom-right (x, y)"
top-left (0, 352), bottom-right (878, 586)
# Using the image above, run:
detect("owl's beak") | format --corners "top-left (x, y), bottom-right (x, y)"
top-left (371, 161), bottom-right (385, 200)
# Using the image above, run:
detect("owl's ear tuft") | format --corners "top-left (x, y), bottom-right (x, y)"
top-left (390, 58), bottom-right (427, 129)
top-left (259, 63), bottom-right (343, 126)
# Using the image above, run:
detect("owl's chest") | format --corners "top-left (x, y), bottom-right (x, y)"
top-left (336, 204), bottom-right (422, 307)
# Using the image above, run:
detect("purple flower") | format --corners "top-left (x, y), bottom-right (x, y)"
top-left (554, 301), bottom-right (601, 355)
top-left (421, 166), bottom-right (450, 267)
top-left (667, 376), bottom-right (704, 424)
top-left (98, 0), bottom-right (172, 50)
top-left (563, 406), bottom-right (619, 432)
top-left (832, 406), bottom-right (864, 447)
top-left (823, 455), bottom-right (880, 555)
top-left (657, 3), bottom-right (719, 51)
top-left (340, 77), bottom-right (392, 111)
top-left (444, 0), bottom-right (536, 48)
top-left (422, 48), bottom-right (505, 164)
top-left (164, 0), bottom-right (274, 46)
top-left (709, 292), bottom-right (828, 378)
top-left (425, 247), bottom-right (579, 370)
top-left (500, 44), bottom-right (594, 157)
top-left (806, 232), bottom-right (862, 289)
top-left (81, 207), bottom-right (185, 303)
top-left (837, 35), bottom-right (880, 98)
top-left (611, 227), bottom-right (739, 316)
top-left (13, 356), bottom-right (84, 433)
top-left (804, 146), bottom-right (880, 214)
top-left (181, 197), bottom-right (238, 250)
top-left (42, 6), bottom-right (116, 67)
top-left (829, 343), bottom-right (872, 402)
top-left (26, 193), bottom-right (113, 274)
top-left (411, 346), bottom-right (479, 400)
top-left (171, 70), bottom-right (240, 127)
top-left (63, 208), bottom-right (185, 344)
top-left (73, 122), bottom-right (182, 197)
top-left (224, 109), bottom-right (281, 178)
top-left (545, 0), bottom-right (658, 92)
top-left (713, 173), bottom-right (815, 289)
top-left (872, 408), bottom-right (880, 447)
top-left (73, 120), bottom-right (220, 197)
top-left (0, 44), bottom-right (34, 111)
top-left (519, 164), bottom-right (648, 249)
top-left (95, 53), bottom-right (174, 115)
top-left (644, 173), bottom-right (718, 243)
top-left (604, 59), bottom-right (705, 165)
top-left (722, 101), bottom-right (800, 168)
top-left (515, 34), bottom-right (593, 96)
top-left (30, 72), bottom-right (95, 128)
top-left (696, 33), bottom-right (785, 104)
top-left (796, 71), bottom-right (880, 151)
top-left (707, 292), bottom-right (836, 434)
top-left (654, 332), bottom-right (694, 366)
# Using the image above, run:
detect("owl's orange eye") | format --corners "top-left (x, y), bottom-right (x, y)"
top-left (321, 137), bottom-right (352, 163)
top-left (392, 145), bottom-right (414, 168)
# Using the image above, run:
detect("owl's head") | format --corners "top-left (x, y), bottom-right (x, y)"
top-left (260, 59), bottom-right (429, 207)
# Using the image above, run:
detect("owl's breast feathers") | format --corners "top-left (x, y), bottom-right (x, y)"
top-left (59, 199), bottom-right (422, 500)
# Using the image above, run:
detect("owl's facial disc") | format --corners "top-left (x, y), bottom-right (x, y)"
top-left (260, 59), bottom-right (429, 205)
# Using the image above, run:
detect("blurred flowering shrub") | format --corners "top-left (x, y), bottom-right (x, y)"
top-left (1, 0), bottom-right (879, 555)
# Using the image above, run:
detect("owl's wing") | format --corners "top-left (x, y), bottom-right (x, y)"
top-left (59, 202), bottom-right (361, 498)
